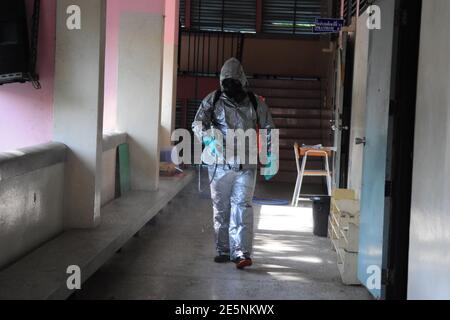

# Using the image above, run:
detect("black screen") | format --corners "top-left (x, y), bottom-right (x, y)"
top-left (0, 0), bottom-right (29, 76)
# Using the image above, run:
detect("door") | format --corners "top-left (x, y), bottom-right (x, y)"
top-left (357, 0), bottom-right (396, 299)
top-left (347, 15), bottom-right (369, 196)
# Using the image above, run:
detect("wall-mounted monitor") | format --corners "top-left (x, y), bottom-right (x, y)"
top-left (0, 0), bottom-right (31, 85)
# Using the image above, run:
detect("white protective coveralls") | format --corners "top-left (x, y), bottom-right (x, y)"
top-left (192, 58), bottom-right (276, 261)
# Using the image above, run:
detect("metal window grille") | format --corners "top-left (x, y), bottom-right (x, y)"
top-left (263, 0), bottom-right (323, 35)
top-left (190, 0), bottom-right (257, 33)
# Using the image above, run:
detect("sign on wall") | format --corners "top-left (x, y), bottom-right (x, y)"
top-left (313, 18), bottom-right (344, 33)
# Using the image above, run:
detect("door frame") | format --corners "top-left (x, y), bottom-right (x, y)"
top-left (339, 33), bottom-right (355, 188)
top-left (384, 0), bottom-right (422, 300)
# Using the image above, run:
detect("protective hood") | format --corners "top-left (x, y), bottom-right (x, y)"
top-left (220, 58), bottom-right (249, 91)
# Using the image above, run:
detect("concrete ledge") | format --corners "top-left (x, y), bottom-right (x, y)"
top-left (0, 142), bottom-right (67, 182)
top-left (102, 132), bottom-right (127, 152)
top-left (0, 171), bottom-right (194, 300)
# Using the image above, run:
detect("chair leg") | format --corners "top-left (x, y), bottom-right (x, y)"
top-left (295, 155), bottom-right (308, 207)
top-left (326, 176), bottom-right (332, 197)
top-left (295, 173), bottom-right (305, 207)
top-left (292, 176), bottom-right (301, 206)
top-left (325, 155), bottom-right (332, 196)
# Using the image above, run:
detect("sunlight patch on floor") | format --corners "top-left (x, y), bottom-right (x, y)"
top-left (256, 205), bottom-right (313, 233)
top-left (266, 272), bottom-right (309, 282)
top-left (253, 242), bottom-right (306, 253)
top-left (270, 255), bottom-right (323, 264)
top-left (259, 264), bottom-right (291, 270)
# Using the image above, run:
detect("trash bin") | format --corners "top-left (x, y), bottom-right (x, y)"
top-left (312, 196), bottom-right (331, 237)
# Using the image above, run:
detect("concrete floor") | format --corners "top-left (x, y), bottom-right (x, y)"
top-left (73, 172), bottom-right (372, 300)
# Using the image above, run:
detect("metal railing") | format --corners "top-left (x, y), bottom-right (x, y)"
top-left (178, 30), bottom-right (245, 76)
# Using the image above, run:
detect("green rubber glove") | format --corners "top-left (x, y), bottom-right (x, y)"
top-left (202, 136), bottom-right (223, 165)
top-left (263, 152), bottom-right (278, 181)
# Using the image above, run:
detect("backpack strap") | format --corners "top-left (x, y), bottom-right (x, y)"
top-left (213, 89), bottom-right (222, 107)
top-left (247, 91), bottom-right (258, 113)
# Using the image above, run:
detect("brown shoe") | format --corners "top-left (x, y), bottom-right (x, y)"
top-left (235, 257), bottom-right (253, 269)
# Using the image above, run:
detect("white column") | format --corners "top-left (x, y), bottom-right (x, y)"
top-left (53, 0), bottom-right (106, 228)
top-left (160, 0), bottom-right (180, 149)
top-left (116, 12), bottom-right (164, 191)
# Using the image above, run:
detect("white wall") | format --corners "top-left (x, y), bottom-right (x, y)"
top-left (408, 0), bottom-right (450, 300)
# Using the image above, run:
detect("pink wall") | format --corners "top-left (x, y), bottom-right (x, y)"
top-left (0, 0), bottom-right (170, 149)
top-left (0, 0), bottom-right (56, 151)
top-left (103, 0), bottom-right (166, 132)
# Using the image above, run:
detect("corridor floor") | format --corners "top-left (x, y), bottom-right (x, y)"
top-left (73, 175), bottom-right (372, 300)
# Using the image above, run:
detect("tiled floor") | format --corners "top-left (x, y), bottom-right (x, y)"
top-left (73, 172), bottom-right (371, 300)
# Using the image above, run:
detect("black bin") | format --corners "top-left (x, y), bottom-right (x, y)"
top-left (312, 196), bottom-right (331, 237)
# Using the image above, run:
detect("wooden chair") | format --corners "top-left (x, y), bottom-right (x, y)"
top-left (291, 143), bottom-right (333, 207)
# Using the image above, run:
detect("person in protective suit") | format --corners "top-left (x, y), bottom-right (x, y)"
top-left (192, 58), bottom-right (277, 269)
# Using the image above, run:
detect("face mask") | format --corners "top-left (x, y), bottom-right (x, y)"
top-left (222, 79), bottom-right (246, 102)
